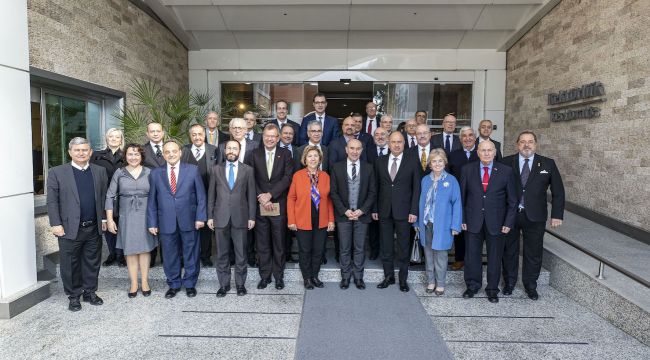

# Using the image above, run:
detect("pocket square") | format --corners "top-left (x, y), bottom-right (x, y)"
top-left (540, 170), bottom-right (549, 174)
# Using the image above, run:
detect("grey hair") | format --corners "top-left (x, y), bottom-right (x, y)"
top-left (243, 111), bottom-right (257, 119)
top-left (68, 137), bottom-right (89, 149)
top-left (380, 114), bottom-right (393, 122)
top-left (229, 117), bottom-right (246, 128)
top-left (459, 126), bottom-right (474, 136)
top-left (307, 120), bottom-right (323, 130)
top-left (104, 128), bottom-right (124, 150)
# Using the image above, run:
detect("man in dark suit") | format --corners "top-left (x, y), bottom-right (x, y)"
top-left (501, 131), bottom-right (565, 300)
top-left (207, 140), bottom-right (257, 297)
top-left (460, 140), bottom-right (517, 303)
top-left (330, 139), bottom-right (377, 290)
top-left (268, 100), bottom-right (300, 146)
top-left (476, 119), bottom-right (502, 161)
top-left (295, 120), bottom-right (330, 173)
top-left (431, 113), bottom-right (462, 155)
top-left (298, 92), bottom-right (341, 146)
top-left (329, 116), bottom-right (368, 166)
top-left (219, 118), bottom-right (258, 165)
top-left (351, 113), bottom-right (373, 149)
top-left (278, 124), bottom-right (298, 262)
top-left (250, 123), bottom-right (294, 290)
top-left (365, 127), bottom-right (389, 260)
top-left (181, 124), bottom-right (221, 267)
top-left (406, 124), bottom-right (435, 177)
top-left (204, 111), bottom-right (229, 148)
top-left (141, 122), bottom-right (166, 267)
top-left (147, 140), bottom-right (207, 299)
top-left (372, 132), bottom-right (421, 292)
top-left (244, 111), bottom-right (263, 144)
top-left (362, 101), bottom-right (379, 135)
top-left (47, 137), bottom-right (108, 311)
top-left (402, 118), bottom-right (418, 149)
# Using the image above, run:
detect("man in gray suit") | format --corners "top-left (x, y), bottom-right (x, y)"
top-left (47, 137), bottom-right (108, 311)
top-left (294, 120), bottom-right (329, 172)
top-left (207, 140), bottom-right (257, 297)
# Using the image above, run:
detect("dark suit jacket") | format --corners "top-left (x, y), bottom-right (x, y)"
top-left (355, 132), bottom-right (373, 149)
top-left (374, 153), bottom-right (421, 220)
top-left (501, 154), bottom-right (565, 222)
top-left (448, 148), bottom-right (479, 180)
top-left (476, 138), bottom-right (503, 162)
top-left (402, 132), bottom-right (418, 149)
top-left (329, 160), bottom-right (377, 223)
top-left (205, 128), bottom-right (229, 147)
top-left (405, 142), bottom-right (436, 177)
top-left (268, 118), bottom-right (300, 146)
top-left (328, 136), bottom-right (368, 168)
top-left (298, 113), bottom-right (341, 146)
top-left (249, 146), bottom-right (294, 214)
top-left (294, 144), bottom-right (329, 173)
top-left (207, 162), bottom-right (257, 228)
top-left (91, 148), bottom-right (124, 181)
top-left (247, 131), bottom-right (262, 145)
top-left (142, 142), bottom-right (166, 169)
top-left (361, 116), bottom-right (380, 134)
top-left (218, 138), bottom-right (258, 165)
top-left (180, 143), bottom-right (221, 191)
top-left (46, 163), bottom-right (108, 239)
top-left (366, 144), bottom-right (389, 165)
top-left (460, 161), bottom-right (517, 236)
top-left (431, 133), bottom-right (462, 154)
top-left (146, 162), bottom-right (207, 234)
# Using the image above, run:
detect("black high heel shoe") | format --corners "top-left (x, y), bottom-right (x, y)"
top-left (128, 287), bottom-right (138, 298)
top-left (141, 287), bottom-right (151, 297)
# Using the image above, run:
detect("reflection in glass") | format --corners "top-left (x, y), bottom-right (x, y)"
top-left (45, 94), bottom-right (87, 168)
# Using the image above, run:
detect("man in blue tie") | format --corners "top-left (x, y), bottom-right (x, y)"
top-left (298, 93), bottom-right (341, 146)
top-left (207, 140), bottom-right (257, 297)
top-left (432, 113), bottom-right (462, 155)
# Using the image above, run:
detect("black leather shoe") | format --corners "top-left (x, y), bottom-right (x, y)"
top-left (502, 285), bottom-right (514, 296)
top-left (165, 288), bottom-right (180, 299)
top-left (201, 258), bottom-right (214, 267)
top-left (321, 257), bottom-right (328, 265)
top-left (102, 254), bottom-right (116, 266)
top-left (216, 286), bottom-right (230, 297)
top-left (526, 289), bottom-right (539, 300)
top-left (128, 288), bottom-right (138, 298)
top-left (82, 293), bottom-right (104, 306)
top-left (141, 289), bottom-right (151, 297)
top-left (399, 282), bottom-right (410, 292)
top-left (257, 279), bottom-right (270, 289)
top-left (304, 279), bottom-right (314, 290)
top-left (286, 254), bottom-right (296, 263)
top-left (236, 286), bottom-right (247, 296)
top-left (248, 258), bottom-right (257, 267)
top-left (462, 289), bottom-right (476, 299)
top-left (487, 292), bottom-right (499, 303)
top-left (117, 256), bottom-right (127, 267)
top-left (354, 279), bottom-right (366, 290)
top-left (340, 278), bottom-right (350, 289)
top-left (376, 277), bottom-right (395, 289)
top-left (275, 279), bottom-right (285, 290)
top-left (311, 278), bottom-right (324, 288)
top-left (369, 252), bottom-right (378, 261)
top-left (149, 260), bottom-right (156, 267)
top-left (68, 297), bottom-right (81, 312)
top-left (186, 288), bottom-right (197, 297)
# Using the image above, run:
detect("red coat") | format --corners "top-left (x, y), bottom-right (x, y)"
top-left (287, 169), bottom-right (334, 230)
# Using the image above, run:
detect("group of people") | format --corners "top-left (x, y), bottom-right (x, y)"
top-left (47, 92), bottom-right (565, 312)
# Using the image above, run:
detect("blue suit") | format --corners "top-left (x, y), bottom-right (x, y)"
top-left (147, 162), bottom-right (207, 289)
top-left (298, 113), bottom-right (341, 146)
top-left (415, 172), bottom-right (462, 250)
top-left (328, 136), bottom-right (368, 168)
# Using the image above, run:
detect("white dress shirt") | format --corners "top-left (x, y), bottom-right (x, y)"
top-left (191, 144), bottom-right (205, 160)
top-left (238, 139), bottom-right (247, 163)
top-left (366, 117), bottom-right (378, 135)
top-left (443, 132), bottom-right (455, 149)
top-left (387, 152), bottom-right (404, 174)
top-left (71, 162), bottom-right (90, 171)
top-left (347, 159), bottom-right (359, 179)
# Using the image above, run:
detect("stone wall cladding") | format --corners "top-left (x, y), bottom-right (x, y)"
top-left (27, 0), bottom-right (188, 97)
top-left (505, 0), bottom-right (650, 231)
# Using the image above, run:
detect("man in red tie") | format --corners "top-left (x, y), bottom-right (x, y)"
top-left (459, 140), bottom-right (517, 303)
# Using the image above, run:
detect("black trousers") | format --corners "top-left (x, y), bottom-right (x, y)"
top-left (464, 223), bottom-right (505, 294)
top-left (284, 228), bottom-right (296, 258)
top-left (379, 218), bottom-right (411, 283)
top-left (297, 228), bottom-right (327, 280)
top-left (453, 233), bottom-right (465, 262)
top-left (58, 225), bottom-right (102, 298)
top-left (255, 214), bottom-right (286, 281)
top-left (150, 242), bottom-right (163, 265)
top-left (502, 211), bottom-right (546, 290)
top-left (103, 229), bottom-right (123, 257)
top-left (198, 226), bottom-right (213, 261)
top-left (368, 219), bottom-right (380, 257)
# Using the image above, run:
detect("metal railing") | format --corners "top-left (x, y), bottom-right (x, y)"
top-left (545, 228), bottom-right (650, 289)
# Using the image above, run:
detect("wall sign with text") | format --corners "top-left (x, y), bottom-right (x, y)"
top-left (546, 82), bottom-right (606, 122)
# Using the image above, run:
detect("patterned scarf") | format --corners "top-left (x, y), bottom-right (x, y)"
top-left (423, 171), bottom-right (448, 225)
top-left (309, 170), bottom-right (320, 210)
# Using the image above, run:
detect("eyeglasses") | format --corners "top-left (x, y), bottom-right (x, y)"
top-left (230, 126), bottom-right (245, 131)
top-left (309, 129), bottom-right (323, 133)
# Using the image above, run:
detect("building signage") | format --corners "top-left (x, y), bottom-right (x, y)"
top-left (547, 82), bottom-right (606, 122)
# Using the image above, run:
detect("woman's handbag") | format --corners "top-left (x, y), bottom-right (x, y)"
top-left (410, 228), bottom-right (423, 263)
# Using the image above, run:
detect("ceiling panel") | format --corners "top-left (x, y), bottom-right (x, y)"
top-left (458, 30), bottom-right (513, 48)
top-left (172, 5), bottom-right (227, 30)
top-left (349, 5), bottom-right (484, 30)
top-left (220, 5), bottom-right (350, 31)
top-left (233, 31), bottom-right (348, 49)
top-left (348, 31), bottom-right (465, 49)
top-left (473, 4), bottom-right (539, 30)
top-left (191, 30), bottom-right (238, 48)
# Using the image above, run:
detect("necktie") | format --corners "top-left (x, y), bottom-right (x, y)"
top-left (170, 166), bottom-right (177, 194)
top-left (351, 162), bottom-right (357, 180)
top-left (155, 145), bottom-right (162, 157)
top-left (421, 148), bottom-right (427, 171)
top-left (445, 134), bottom-right (451, 153)
top-left (482, 166), bottom-right (489, 192)
top-left (266, 151), bottom-right (274, 179)
top-left (520, 158), bottom-right (531, 207)
top-left (246, 133), bottom-right (251, 141)
top-left (390, 157), bottom-right (398, 181)
top-left (318, 116), bottom-right (323, 126)
top-left (465, 150), bottom-right (470, 159)
top-left (367, 119), bottom-right (373, 134)
top-left (209, 132), bottom-right (215, 145)
top-left (194, 148), bottom-right (201, 160)
top-left (228, 163), bottom-right (235, 190)
top-left (379, 147), bottom-right (385, 156)
top-left (410, 136), bottom-right (415, 148)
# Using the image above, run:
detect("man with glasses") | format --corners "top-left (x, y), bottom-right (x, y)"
top-left (362, 101), bottom-right (380, 136)
top-left (243, 111), bottom-right (262, 144)
top-left (298, 92), bottom-right (341, 146)
top-left (432, 113), bottom-right (462, 155)
top-left (415, 110), bottom-right (427, 125)
top-left (220, 118), bottom-right (258, 164)
top-left (295, 120), bottom-right (330, 172)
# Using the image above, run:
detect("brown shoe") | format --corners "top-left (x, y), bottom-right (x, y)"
top-left (451, 261), bottom-right (464, 270)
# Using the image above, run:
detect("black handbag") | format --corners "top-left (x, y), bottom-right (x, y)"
top-left (410, 228), bottom-right (423, 263)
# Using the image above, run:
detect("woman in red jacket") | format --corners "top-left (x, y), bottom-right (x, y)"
top-left (288, 146), bottom-right (335, 289)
